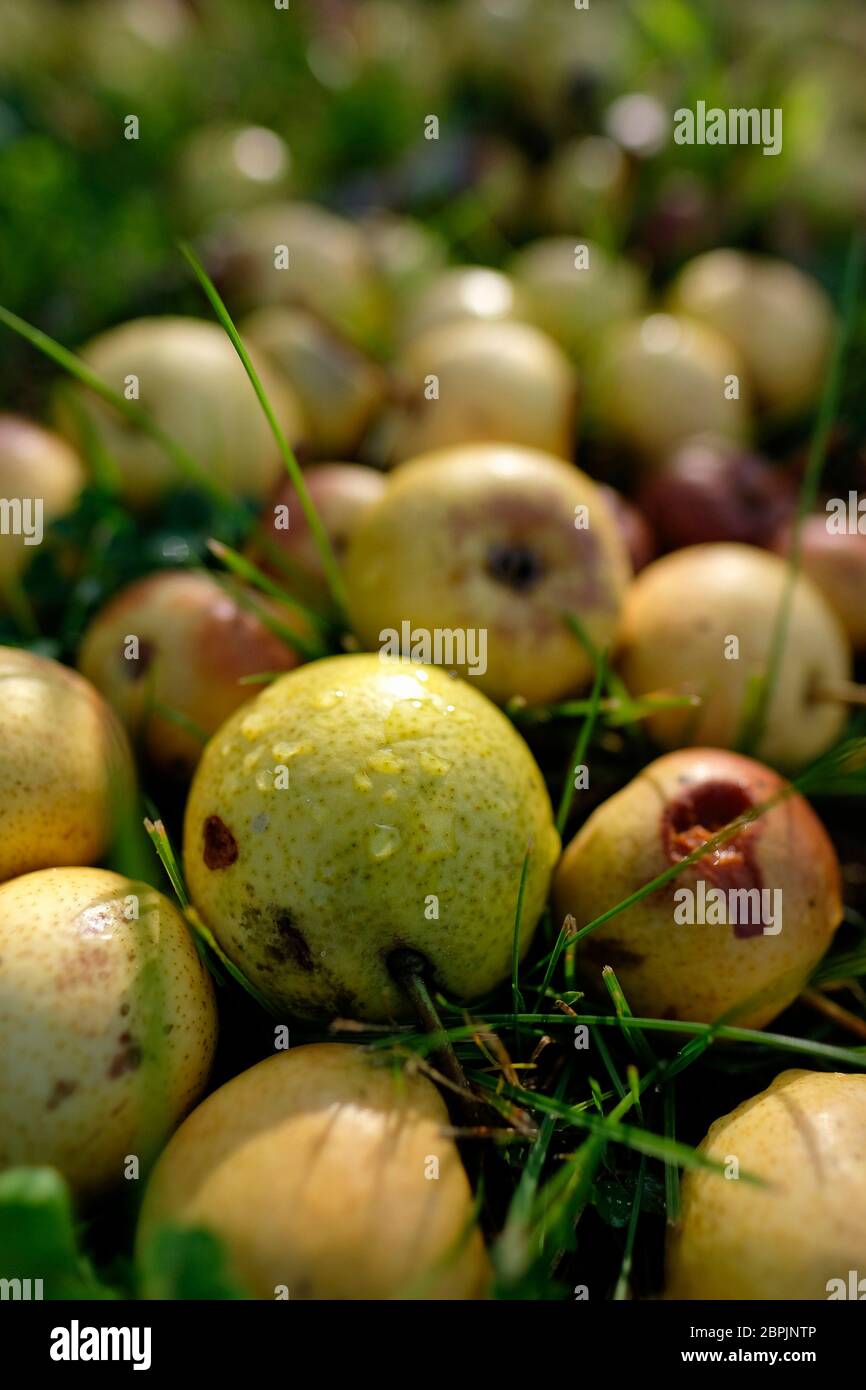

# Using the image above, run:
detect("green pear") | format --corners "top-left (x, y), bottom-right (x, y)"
top-left (0, 867), bottom-right (216, 1200)
top-left (617, 543), bottom-right (851, 768)
top-left (0, 647), bottom-right (135, 883)
top-left (509, 237), bottom-right (646, 362)
top-left (667, 1070), bottom-right (866, 1299)
top-left (137, 1043), bottom-right (490, 1299)
top-left (554, 748), bottom-right (842, 1028)
top-left (183, 654), bottom-right (559, 1020)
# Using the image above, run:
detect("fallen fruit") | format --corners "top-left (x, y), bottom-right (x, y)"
top-left (137, 1043), bottom-right (490, 1299)
top-left (771, 513), bottom-right (866, 652)
top-left (0, 866), bottom-right (216, 1199)
top-left (183, 653), bottom-right (559, 1020)
top-left (510, 236), bottom-right (645, 362)
top-left (617, 543), bottom-right (850, 768)
top-left (666, 1069), bottom-right (866, 1299)
top-left (0, 646), bottom-right (135, 882)
top-left (345, 444), bottom-right (631, 704)
top-left (0, 414), bottom-right (85, 596)
top-left (553, 748), bottom-right (842, 1028)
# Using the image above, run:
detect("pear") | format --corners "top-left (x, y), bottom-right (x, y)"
top-left (594, 314), bottom-right (750, 461)
top-left (183, 654), bottom-right (559, 1020)
top-left (248, 461), bottom-right (387, 613)
top-left (401, 265), bottom-right (520, 342)
top-left (553, 748), bottom-right (842, 1028)
top-left (214, 201), bottom-right (387, 349)
top-left (241, 306), bottom-right (386, 458)
top-left (0, 414), bottom-right (85, 595)
top-left (509, 237), bottom-right (646, 362)
top-left (0, 647), bottom-right (134, 882)
top-left (771, 514), bottom-right (866, 652)
top-left (667, 1070), bottom-right (866, 1299)
top-left (345, 445), bottom-right (630, 705)
top-left (78, 570), bottom-right (306, 779)
top-left (669, 249), bottom-right (834, 415)
top-left (137, 1043), bottom-right (490, 1299)
top-left (617, 543), bottom-right (851, 769)
top-left (61, 317), bottom-right (302, 511)
top-left (538, 137), bottom-right (630, 236)
top-left (0, 866), bottom-right (216, 1200)
top-left (174, 122), bottom-right (291, 227)
top-left (358, 211), bottom-right (447, 308)
top-left (390, 319), bottom-right (577, 463)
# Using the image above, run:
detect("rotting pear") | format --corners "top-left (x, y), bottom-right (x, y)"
top-left (345, 445), bottom-right (631, 705)
top-left (666, 1070), bottom-right (866, 1299)
top-left (0, 866), bottom-right (216, 1200)
top-left (182, 654), bottom-right (560, 1021)
top-left (241, 305), bottom-right (386, 458)
top-left (137, 1043), bottom-right (490, 1299)
top-left (60, 316), bottom-right (302, 511)
top-left (594, 314), bottom-right (750, 462)
top-left (669, 249), bottom-right (834, 415)
top-left (389, 318), bottom-right (577, 463)
top-left (553, 748), bottom-right (842, 1028)
top-left (617, 543), bottom-right (851, 769)
top-left (78, 570), bottom-right (306, 779)
top-left (0, 647), bottom-right (135, 882)
top-left (0, 414), bottom-right (85, 596)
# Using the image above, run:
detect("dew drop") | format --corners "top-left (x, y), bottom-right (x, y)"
top-left (369, 823), bottom-right (401, 860)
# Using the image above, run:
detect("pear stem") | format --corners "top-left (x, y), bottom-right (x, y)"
top-left (388, 948), bottom-right (475, 1111)
top-left (813, 678), bottom-right (866, 707)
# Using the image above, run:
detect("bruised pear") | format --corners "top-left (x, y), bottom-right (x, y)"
top-left (617, 543), bottom-right (851, 769)
top-left (554, 748), bottom-right (842, 1029)
top-left (137, 1044), bottom-right (490, 1299)
top-left (345, 445), bottom-right (631, 705)
top-left (667, 1070), bottom-right (866, 1299)
top-left (0, 647), bottom-right (134, 882)
top-left (183, 654), bottom-right (559, 1021)
top-left (78, 570), bottom-right (306, 778)
top-left (0, 867), bottom-right (216, 1199)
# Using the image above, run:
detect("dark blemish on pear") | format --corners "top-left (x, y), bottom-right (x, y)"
top-left (661, 779), bottom-right (764, 939)
top-left (108, 1032), bottom-right (142, 1079)
top-left (485, 542), bottom-right (546, 592)
top-left (123, 639), bottom-right (156, 681)
top-left (46, 1078), bottom-right (78, 1110)
top-left (265, 911), bottom-right (315, 973)
top-left (203, 815), bottom-right (239, 869)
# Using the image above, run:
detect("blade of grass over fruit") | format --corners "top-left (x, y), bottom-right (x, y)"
top-left (55, 382), bottom-right (121, 495)
top-left (555, 648), bottom-right (606, 835)
top-left (144, 818), bottom-right (190, 910)
top-left (511, 848), bottom-right (531, 1041)
top-left (738, 233), bottom-right (865, 755)
top-left (152, 701), bottom-right (210, 747)
top-left (185, 905), bottom-right (280, 1015)
top-left (562, 610), bottom-right (630, 702)
top-left (614, 1153), bottom-right (646, 1301)
top-left (208, 568), bottom-right (328, 662)
top-left (663, 1086), bottom-right (681, 1225)
top-left (602, 966), bottom-right (656, 1069)
top-left (178, 241), bottom-right (348, 616)
top-left (237, 670), bottom-right (286, 686)
top-left (494, 1067), bottom-right (571, 1289)
top-left (0, 302), bottom-right (237, 511)
top-left (514, 690), bottom-right (699, 728)
top-left (206, 538), bottom-right (333, 636)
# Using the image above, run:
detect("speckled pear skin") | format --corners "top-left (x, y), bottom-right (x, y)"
top-left (183, 654), bottom-right (560, 1020)
top-left (553, 749), bottom-right (842, 1028)
top-left (0, 867), bottom-right (217, 1200)
top-left (666, 1070), bottom-right (866, 1300)
top-left (0, 646), bottom-right (136, 883)
top-left (138, 1043), bottom-right (491, 1300)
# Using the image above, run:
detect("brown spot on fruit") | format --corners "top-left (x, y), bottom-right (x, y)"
top-left (46, 1078), bottom-right (78, 1110)
top-left (265, 912), bottom-right (315, 972)
top-left (108, 1034), bottom-right (142, 1079)
top-left (123, 639), bottom-right (156, 681)
top-left (203, 815), bottom-right (239, 869)
top-left (485, 542), bottom-right (546, 592)
top-left (662, 779), bottom-right (764, 939)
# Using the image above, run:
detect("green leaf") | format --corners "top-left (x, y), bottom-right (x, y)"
top-left (137, 1226), bottom-right (249, 1300)
top-left (0, 1168), bottom-right (118, 1300)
